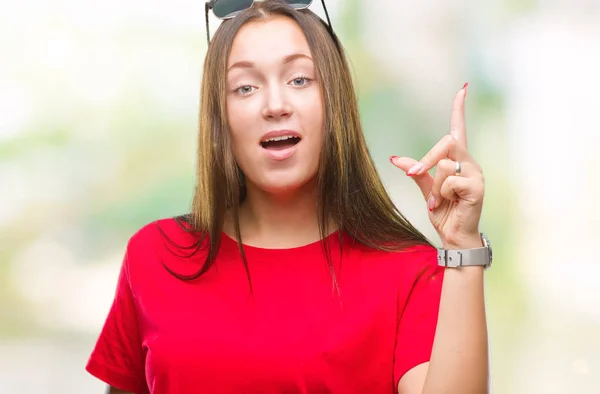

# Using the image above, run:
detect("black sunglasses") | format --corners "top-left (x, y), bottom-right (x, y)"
top-left (204, 0), bottom-right (334, 45)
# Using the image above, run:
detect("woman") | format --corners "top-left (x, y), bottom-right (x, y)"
top-left (86, 0), bottom-right (491, 393)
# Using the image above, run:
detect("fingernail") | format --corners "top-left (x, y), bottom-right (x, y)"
top-left (389, 156), bottom-right (398, 165)
top-left (407, 162), bottom-right (424, 176)
top-left (463, 82), bottom-right (469, 97)
top-left (428, 196), bottom-right (436, 211)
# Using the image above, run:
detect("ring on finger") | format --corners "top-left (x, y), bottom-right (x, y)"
top-left (455, 161), bottom-right (462, 176)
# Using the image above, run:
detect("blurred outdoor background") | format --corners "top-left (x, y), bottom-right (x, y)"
top-left (1, 0), bottom-right (599, 392)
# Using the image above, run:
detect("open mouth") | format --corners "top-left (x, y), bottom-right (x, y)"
top-left (260, 135), bottom-right (301, 151)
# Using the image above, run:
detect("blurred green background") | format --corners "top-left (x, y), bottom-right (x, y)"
top-left (1, 0), bottom-right (599, 392)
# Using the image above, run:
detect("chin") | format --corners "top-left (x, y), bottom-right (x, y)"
top-left (251, 171), bottom-right (316, 196)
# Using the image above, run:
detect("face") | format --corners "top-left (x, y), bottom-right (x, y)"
top-left (226, 15), bottom-right (324, 196)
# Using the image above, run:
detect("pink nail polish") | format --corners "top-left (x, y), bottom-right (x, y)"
top-left (428, 196), bottom-right (436, 211)
top-left (389, 156), bottom-right (398, 165)
top-left (407, 162), bottom-right (424, 176)
top-left (463, 82), bottom-right (469, 97)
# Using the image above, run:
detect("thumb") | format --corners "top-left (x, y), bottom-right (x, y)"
top-left (390, 156), bottom-right (434, 200)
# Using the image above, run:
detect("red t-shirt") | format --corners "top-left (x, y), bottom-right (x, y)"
top-left (86, 218), bottom-right (444, 393)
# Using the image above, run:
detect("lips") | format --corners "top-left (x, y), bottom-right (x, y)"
top-left (260, 130), bottom-right (302, 144)
top-left (259, 129), bottom-right (302, 161)
top-left (260, 135), bottom-right (301, 150)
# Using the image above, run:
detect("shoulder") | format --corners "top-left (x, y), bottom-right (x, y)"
top-left (352, 241), bottom-right (437, 266)
top-left (125, 216), bottom-right (197, 252)
top-left (349, 241), bottom-right (441, 282)
top-left (124, 216), bottom-right (208, 273)
top-left (394, 244), bottom-right (439, 272)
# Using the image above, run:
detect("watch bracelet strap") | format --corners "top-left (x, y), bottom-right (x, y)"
top-left (437, 246), bottom-right (489, 268)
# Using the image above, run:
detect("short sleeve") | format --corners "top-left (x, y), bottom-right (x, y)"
top-left (86, 250), bottom-right (147, 393)
top-left (393, 250), bottom-right (444, 385)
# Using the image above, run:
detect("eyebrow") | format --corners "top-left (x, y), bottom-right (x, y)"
top-left (227, 53), bottom-right (313, 72)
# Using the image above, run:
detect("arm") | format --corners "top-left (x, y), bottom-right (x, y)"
top-left (424, 261), bottom-right (488, 393)
top-left (86, 249), bottom-right (146, 394)
top-left (397, 240), bottom-right (489, 394)
top-left (398, 237), bottom-right (489, 394)
top-left (393, 84), bottom-right (489, 394)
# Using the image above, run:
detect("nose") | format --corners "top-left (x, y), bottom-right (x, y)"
top-left (261, 85), bottom-right (292, 120)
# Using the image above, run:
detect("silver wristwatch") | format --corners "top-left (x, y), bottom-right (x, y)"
top-left (437, 233), bottom-right (493, 269)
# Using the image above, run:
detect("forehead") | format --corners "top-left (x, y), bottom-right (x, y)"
top-left (228, 15), bottom-right (312, 66)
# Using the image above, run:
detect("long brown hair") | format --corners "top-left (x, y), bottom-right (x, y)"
top-left (164, 0), bottom-right (432, 284)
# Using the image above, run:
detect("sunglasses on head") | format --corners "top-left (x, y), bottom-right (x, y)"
top-left (204, 0), bottom-right (334, 45)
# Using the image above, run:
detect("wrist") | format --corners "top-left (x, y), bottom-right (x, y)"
top-left (438, 232), bottom-right (493, 270)
top-left (442, 233), bottom-right (483, 250)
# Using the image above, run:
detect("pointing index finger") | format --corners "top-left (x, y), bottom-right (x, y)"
top-left (450, 83), bottom-right (468, 149)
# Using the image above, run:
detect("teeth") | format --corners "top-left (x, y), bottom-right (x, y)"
top-left (263, 135), bottom-right (297, 142)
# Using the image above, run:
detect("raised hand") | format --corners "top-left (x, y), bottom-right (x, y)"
top-left (391, 84), bottom-right (485, 249)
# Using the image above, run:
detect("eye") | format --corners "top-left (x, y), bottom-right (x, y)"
top-left (234, 85), bottom-right (256, 95)
top-left (290, 76), bottom-right (311, 87)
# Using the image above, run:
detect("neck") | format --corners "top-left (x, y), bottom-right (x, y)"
top-left (225, 180), bottom-right (328, 249)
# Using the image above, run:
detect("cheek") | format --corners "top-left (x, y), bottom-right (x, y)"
top-left (226, 101), bottom-right (245, 139)
top-left (304, 92), bottom-right (325, 144)
top-left (294, 88), bottom-right (324, 134)
top-left (308, 89), bottom-right (325, 120)
top-left (226, 100), bottom-right (255, 158)
top-left (228, 129), bottom-right (254, 169)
